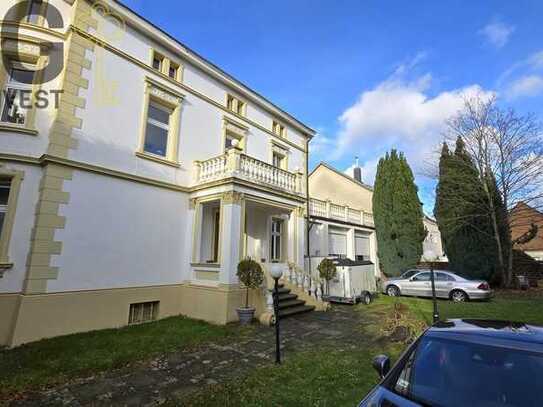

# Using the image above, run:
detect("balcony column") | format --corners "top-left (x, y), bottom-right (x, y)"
top-left (192, 160), bottom-right (201, 184)
top-left (225, 147), bottom-right (241, 177)
top-left (326, 199), bottom-right (331, 218)
top-left (295, 170), bottom-right (304, 194)
top-left (219, 190), bottom-right (244, 285)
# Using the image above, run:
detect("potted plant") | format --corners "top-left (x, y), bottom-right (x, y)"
top-left (318, 258), bottom-right (337, 297)
top-left (236, 257), bottom-right (264, 325)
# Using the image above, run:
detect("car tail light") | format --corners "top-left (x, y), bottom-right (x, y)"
top-left (477, 282), bottom-right (489, 290)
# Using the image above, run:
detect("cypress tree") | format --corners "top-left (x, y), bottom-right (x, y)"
top-left (373, 150), bottom-right (426, 276)
top-left (434, 137), bottom-right (499, 280)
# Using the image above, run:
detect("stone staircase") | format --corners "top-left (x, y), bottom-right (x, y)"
top-left (276, 284), bottom-right (315, 318)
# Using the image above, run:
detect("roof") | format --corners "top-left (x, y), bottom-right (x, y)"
top-left (428, 319), bottom-right (543, 347)
top-left (309, 162), bottom-right (374, 193)
top-left (111, 0), bottom-right (315, 137)
top-left (510, 202), bottom-right (543, 251)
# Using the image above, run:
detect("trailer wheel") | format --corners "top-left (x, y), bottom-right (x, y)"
top-left (361, 291), bottom-right (372, 305)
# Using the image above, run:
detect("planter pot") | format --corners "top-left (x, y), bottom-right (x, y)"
top-left (237, 307), bottom-right (256, 325)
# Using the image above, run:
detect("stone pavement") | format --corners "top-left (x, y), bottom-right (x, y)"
top-left (13, 305), bottom-right (373, 406)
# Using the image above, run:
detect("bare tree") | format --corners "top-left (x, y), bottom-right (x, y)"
top-left (445, 95), bottom-right (543, 286)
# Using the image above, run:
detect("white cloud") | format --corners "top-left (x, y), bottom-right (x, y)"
top-left (336, 75), bottom-right (492, 157)
top-left (506, 75), bottom-right (543, 99)
top-left (479, 21), bottom-right (515, 48)
top-left (309, 130), bottom-right (335, 156)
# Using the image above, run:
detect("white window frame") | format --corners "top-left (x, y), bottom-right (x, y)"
top-left (1, 65), bottom-right (35, 127)
top-left (270, 218), bottom-right (283, 262)
top-left (143, 100), bottom-right (172, 158)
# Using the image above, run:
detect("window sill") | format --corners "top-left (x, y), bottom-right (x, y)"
top-left (0, 262), bottom-right (13, 277)
top-left (191, 262), bottom-right (220, 269)
top-left (135, 151), bottom-right (180, 168)
top-left (0, 123), bottom-right (38, 136)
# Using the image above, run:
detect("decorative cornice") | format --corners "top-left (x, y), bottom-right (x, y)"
top-left (222, 191), bottom-right (244, 205)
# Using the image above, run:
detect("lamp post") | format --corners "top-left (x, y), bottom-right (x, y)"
top-left (424, 249), bottom-right (440, 324)
top-left (270, 264), bottom-right (283, 364)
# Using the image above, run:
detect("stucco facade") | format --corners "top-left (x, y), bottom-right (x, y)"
top-left (0, 0), bottom-right (314, 346)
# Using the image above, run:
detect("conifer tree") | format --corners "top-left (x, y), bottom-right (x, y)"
top-left (373, 150), bottom-right (426, 276)
top-left (435, 137), bottom-right (500, 280)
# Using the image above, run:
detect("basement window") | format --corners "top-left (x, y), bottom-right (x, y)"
top-left (128, 301), bottom-right (159, 324)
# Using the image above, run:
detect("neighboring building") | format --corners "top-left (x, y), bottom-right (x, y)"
top-left (0, 0), bottom-right (314, 346)
top-left (307, 161), bottom-right (447, 276)
top-left (510, 202), bottom-right (543, 261)
top-left (307, 162), bottom-right (379, 277)
top-left (422, 216), bottom-right (447, 261)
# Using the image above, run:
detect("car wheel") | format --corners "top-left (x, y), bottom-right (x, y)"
top-left (387, 285), bottom-right (400, 297)
top-left (451, 290), bottom-right (468, 302)
top-left (362, 291), bottom-right (372, 305)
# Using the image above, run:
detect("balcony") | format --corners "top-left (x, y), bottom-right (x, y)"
top-left (309, 198), bottom-right (374, 227)
top-left (194, 149), bottom-right (304, 195)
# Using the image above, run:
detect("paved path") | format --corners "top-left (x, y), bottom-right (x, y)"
top-left (13, 305), bottom-right (373, 406)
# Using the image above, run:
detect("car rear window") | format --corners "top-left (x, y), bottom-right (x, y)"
top-left (388, 336), bottom-right (543, 406)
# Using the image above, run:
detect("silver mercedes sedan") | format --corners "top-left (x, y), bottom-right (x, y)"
top-left (382, 269), bottom-right (492, 302)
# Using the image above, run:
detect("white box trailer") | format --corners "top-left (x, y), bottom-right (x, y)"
top-left (325, 258), bottom-right (378, 304)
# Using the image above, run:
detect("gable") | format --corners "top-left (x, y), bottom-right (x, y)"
top-left (309, 164), bottom-right (373, 212)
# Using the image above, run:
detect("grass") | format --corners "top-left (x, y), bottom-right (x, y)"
top-left (181, 343), bottom-right (406, 407)
top-left (182, 290), bottom-right (543, 406)
top-left (374, 292), bottom-right (543, 326)
top-left (0, 315), bottom-right (241, 399)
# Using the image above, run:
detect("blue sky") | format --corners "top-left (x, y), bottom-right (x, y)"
top-left (122, 0), bottom-right (543, 214)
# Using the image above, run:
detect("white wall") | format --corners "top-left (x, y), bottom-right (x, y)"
top-left (69, 1), bottom-right (309, 189)
top-left (49, 170), bottom-right (189, 292)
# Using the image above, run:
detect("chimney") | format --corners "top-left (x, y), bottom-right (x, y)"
top-left (353, 156), bottom-right (362, 182)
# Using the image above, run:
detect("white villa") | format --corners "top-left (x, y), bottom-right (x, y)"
top-left (307, 162), bottom-right (380, 278)
top-left (0, 0), bottom-right (318, 346)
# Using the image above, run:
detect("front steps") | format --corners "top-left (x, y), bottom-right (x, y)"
top-left (275, 285), bottom-right (315, 318)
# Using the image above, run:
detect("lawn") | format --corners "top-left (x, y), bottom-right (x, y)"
top-left (182, 290), bottom-right (543, 406)
top-left (0, 315), bottom-right (241, 400)
top-left (4, 290), bottom-right (543, 405)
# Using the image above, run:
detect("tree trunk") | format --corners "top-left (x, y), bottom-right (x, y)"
top-left (245, 287), bottom-right (249, 308)
top-left (483, 183), bottom-right (507, 287)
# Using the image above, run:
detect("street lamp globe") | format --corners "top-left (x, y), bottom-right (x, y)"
top-left (424, 248), bottom-right (437, 262)
top-left (270, 263), bottom-right (283, 280)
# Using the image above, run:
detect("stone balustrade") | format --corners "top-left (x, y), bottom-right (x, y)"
top-left (308, 198), bottom-right (374, 227)
top-left (194, 149), bottom-right (303, 195)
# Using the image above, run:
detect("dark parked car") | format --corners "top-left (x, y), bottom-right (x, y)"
top-left (359, 319), bottom-right (543, 406)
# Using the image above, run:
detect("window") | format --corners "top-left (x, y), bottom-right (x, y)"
top-left (272, 152), bottom-right (285, 169)
top-left (197, 200), bottom-right (221, 263)
top-left (128, 301), bottom-right (159, 324)
top-left (26, 0), bottom-right (44, 24)
top-left (226, 94), bottom-right (245, 116)
top-left (1, 66), bottom-right (35, 126)
top-left (328, 230), bottom-right (347, 258)
top-left (412, 272), bottom-right (430, 281)
top-left (143, 101), bottom-right (172, 157)
top-left (152, 52), bottom-right (164, 72)
top-left (436, 272), bottom-right (455, 281)
top-left (225, 133), bottom-right (240, 150)
top-left (0, 180), bottom-right (11, 239)
top-left (222, 117), bottom-right (247, 152)
top-left (168, 62), bottom-right (179, 80)
top-left (271, 218), bottom-right (283, 262)
top-left (272, 121), bottom-right (286, 137)
top-left (388, 336), bottom-right (543, 406)
top-left (0, 172), bottom-right (22, 268)
top-left (355, 234), bottom-right (370, 261)
top-left (211, 210), bottom-right (220, 263)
